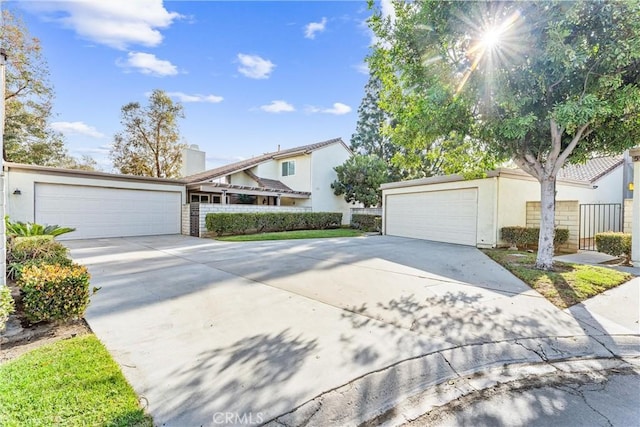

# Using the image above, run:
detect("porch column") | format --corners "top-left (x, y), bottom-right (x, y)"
top-left (631, 147), bottom-right (640, 266)
top-left (276, 194), bottom-right (281, 206)
top-left (221, 190), bottom-right (227, 205)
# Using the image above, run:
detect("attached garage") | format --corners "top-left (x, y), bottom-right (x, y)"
top-left (385, 188), bottom-right (478, 246)
top-left (5, 163), bottom-right (185, 240)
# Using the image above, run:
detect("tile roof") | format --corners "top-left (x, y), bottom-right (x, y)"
top-left (557, 155), bottom-right (624, 183)
top-left (243, 170), bottom-right (293, 192)
top-left (184, 137), bottom-right (348, 183)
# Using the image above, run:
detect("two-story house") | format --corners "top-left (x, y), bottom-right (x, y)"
top-left (183, 138), bottom-right (355, 223)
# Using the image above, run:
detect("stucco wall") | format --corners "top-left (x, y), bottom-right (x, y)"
top-left (278, 154), bottom-right (312, 192)
top-left (311, 143), bottom-right (355, 224)
top-left (382, 177), bottom-right (498, 247)
top-left (6, 168), bottom-right (186, 223)
top-left (228, 171), bottom-right (258, 187)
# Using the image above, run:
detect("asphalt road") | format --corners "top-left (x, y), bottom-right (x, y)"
top-left (407, 367), bottom-right (640, 427)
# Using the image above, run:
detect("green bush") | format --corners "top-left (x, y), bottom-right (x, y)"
top-left (6, 236), bottom-right (72, 281)
top-left (595, 232), bottom-right (631, 260)
top-left (351, 214), bottom-right (382, 232)
top-left (501, 226), bottom-right (570, 249)
top-left (0, 286), bottom-right (15, 332)
top-left (18, 263), bottom-right (91, 323)
top-left (205, 212), bottom-right (342, 236)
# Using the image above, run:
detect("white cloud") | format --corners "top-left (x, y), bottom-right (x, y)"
top-left (380, 0), bottom-right (396, 21)
top-left (305, 17), bottom-right (327, 39)
top-left (237, 54), bottom-right (275, 79)
top-left (166, 92), bottom-right (223, 103)
top-left (354, 62), bottom-right (369, 75)
top-left (306, 102), bottom-right (352, 115)
top-left (24, 0), bottom-right (181, 50)
top-left (118, 52), bottom-right (178, 76)
top-left (50, 121), bottom-right (105, 138)
top-left (260, 100), bottom-right (295, 113)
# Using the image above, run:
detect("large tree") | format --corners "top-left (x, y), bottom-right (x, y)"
top-left (1, 9), bottom-right (67, 165)
top-left (370, 0), bottom-right (640, 269)
top-left (110, 89), bottom-right (186, 178)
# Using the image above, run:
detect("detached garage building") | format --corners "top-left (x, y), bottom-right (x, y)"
top-left (4, 163), bottom-right (185, 240)
top-left (381, 163), bottom-right (623, 249)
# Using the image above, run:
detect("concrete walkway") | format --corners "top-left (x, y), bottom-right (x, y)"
top-left (66, 235), bottom-right (640, 426)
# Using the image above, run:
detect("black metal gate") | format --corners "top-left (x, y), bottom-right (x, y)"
top-left (578, 203), bottom-right (622, 250)
top-left (190, 203), bottom-right (200, 237)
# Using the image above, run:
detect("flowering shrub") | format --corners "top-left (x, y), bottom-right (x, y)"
top-left (18, 264), bottom-right (91, 323)
top-left (0, 286), bottom-right (14, 331)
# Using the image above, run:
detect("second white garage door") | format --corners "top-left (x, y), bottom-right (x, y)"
top-left (385, 188), bottom-right (478, 246)
top-left (35, 183), bottom-right (181, 240)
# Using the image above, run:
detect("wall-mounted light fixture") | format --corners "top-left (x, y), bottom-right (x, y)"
top-left (13, 189), bottom-right (21, 195)
top-left (629, 182), bottom-right (634, 191)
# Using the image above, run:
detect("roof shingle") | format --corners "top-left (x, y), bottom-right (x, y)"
top-left (557, 155), bottom-right (624, 183)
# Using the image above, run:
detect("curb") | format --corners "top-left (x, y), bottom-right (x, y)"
top-left (265, 335), bottom-right (640, 427)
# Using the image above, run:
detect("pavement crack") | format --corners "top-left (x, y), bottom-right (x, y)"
top-left (557, 381), bottom-right (614, 427)
top-left (514, 339), bottom-right (549, 362)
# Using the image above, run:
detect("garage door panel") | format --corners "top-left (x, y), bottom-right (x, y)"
top-left (386, 188), bottom-right (478, 246)
top-left (35, 184), bottom-right (181, 240)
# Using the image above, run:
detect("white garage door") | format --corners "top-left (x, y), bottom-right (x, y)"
top-left (385, 188), bottom-right (478, 246)
top-left (35, 183), bottom-right (181, 240)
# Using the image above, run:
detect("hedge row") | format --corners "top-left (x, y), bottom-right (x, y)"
top-left (351, 214), bottom-right (381, 232)
top-left (205, 212), bottom-right (343, 236)
top-left (595, 232), bottom-right (631, 259)
top-left (501, 226), bottom-right (569, 248)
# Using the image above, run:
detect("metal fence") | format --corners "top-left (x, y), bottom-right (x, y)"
top-left (578, 203), bottom-right (622, 251)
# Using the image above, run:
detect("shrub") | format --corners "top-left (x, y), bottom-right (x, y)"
top-left (595, 232), bottom-right (631, 260)
top-left (6, 236), bottom-right (72, 281)
top-left (205, 212), bottom-right (342, 236)
top-left (18, 263), bottom-right (91, 323)
top-left (501, 226), bottom-right (570, 249)
top-left (0, 286), bottom-right (15, 332)
top-left (5, 216), bottom-right (75, 238)
top-left (351, 214), bottom-right (382, 232)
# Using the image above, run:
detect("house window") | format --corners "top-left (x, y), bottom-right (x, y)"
top-left (190, 194), bottom-right (210, 203)
top-left (282, 161), bottom-right (295, 177)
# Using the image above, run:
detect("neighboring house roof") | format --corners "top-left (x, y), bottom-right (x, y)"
top-left (557, 155), bottom-right (624, 183)
top-left (3, 162), bottom-right (185, 185)
top-left (184, 137), bottom-right (349, 184)
top-left (244, 170), bottom-right (293, 192)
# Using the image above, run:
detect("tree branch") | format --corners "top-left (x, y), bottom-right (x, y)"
top-left (552, 123), bottom-right (590, 175)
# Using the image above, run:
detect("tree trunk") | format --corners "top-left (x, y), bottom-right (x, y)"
top-left (536, 176), bottom-right (556, 270)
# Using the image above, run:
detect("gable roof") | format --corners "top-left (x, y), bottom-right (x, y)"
top-left (557, 155), bottom-right (624, 183)
top-left (184, 137), bottom-right (349, 183)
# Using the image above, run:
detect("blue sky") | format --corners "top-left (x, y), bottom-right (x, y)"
top-left (9, 0), bottom-right (387, 171)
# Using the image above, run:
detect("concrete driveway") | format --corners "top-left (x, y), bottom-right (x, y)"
top-left (66, 235), bottom-right (637, 426)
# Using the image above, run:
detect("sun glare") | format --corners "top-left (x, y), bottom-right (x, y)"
top-left (456, 10), bottom-right (522, 94)
top-left (481, 27), bottom-right (501, 49)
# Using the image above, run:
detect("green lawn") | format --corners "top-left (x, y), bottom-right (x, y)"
top-left (216, 228), bottom-right (364, 241)
top-left (484, 250), bottom-right (632, 309)
top-left (0, 335), bottom-right (152, 427)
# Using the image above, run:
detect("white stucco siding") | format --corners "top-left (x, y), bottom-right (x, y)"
top-left (278, 154), bottom-right (311, 192)
top-left (5, 168), bottom-right (185, 225)
top-left (382, 177), bottom-right (497, 247)
top-left (255, 162), bottom-right (278, 179)
top-left (310, 143), bottom-right (354, 224)
top-left (228, 171), bottom-right (258, 187)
